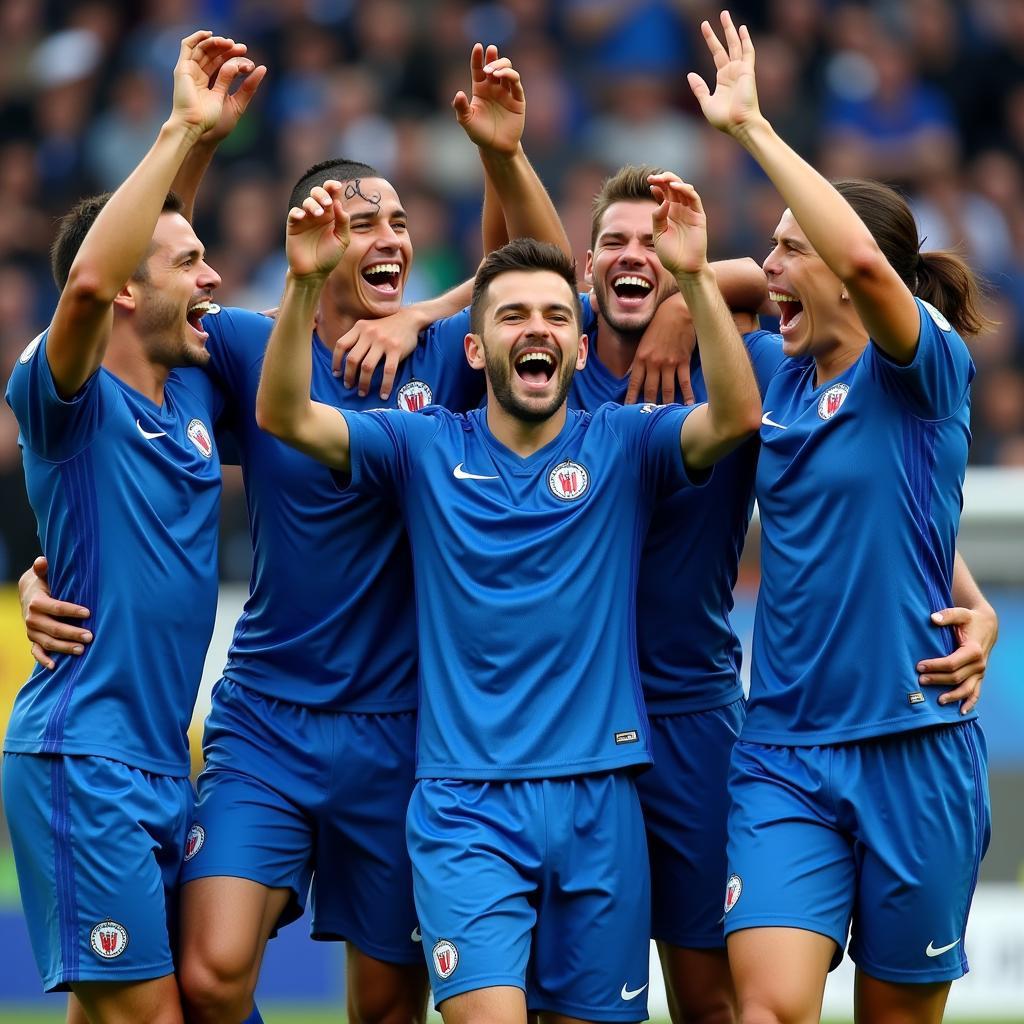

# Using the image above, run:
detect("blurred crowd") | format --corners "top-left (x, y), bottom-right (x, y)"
top-left (0, 0), bottom-right (1022, 580)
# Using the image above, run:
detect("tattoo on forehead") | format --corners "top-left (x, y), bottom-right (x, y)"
top-left (345, 179), bottom-right (381, 214)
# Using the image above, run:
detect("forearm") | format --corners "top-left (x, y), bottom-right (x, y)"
top-left (170, 138), bottom-right (218, 222)
top-left (677, 266), bottom-right (760, 458)
top-left (482, 172), bottom-right (510, 254)
top-left (952, 551), bottom-right (995, 618)
top-left (408, 279), bottom-right (474, 327)
top-left (480, 145), bottom-right (571, 256)
top-left (711, 257), bottom-right (769, 314)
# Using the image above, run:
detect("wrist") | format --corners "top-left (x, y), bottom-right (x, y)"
top-left (286, 269), bottom-right (330, 291)
top-left (673, 264), bottom-right (715, 291)
top-left (731, 116), bottom-right (774, 152)
top-left (480, 142), bottom-right (525, 167)
top-left (161, 117), bottom-right (204, 149)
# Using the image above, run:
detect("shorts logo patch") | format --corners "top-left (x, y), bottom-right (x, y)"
top-left (615, 730), bottom-right (639, 745)
top-left (817, 383), bottom-right (849, 420)
top-left (921, 300), bottom-right (952, 333)
top-left (187, 418), bottom-right (213, 458)
top-left (908, 691), bottom-right (926, 705)
top-left (431, 938), bottom-right (459, 979)
top-left (724, 874), bottom-right (742, 914)
top-left (184, 823), bottom-right (205, 861)
top-left (548, 460), bottom-right (589, 501)
top-left (396, 379), bottom-right (432, 412)
top-left (90, 920), bottom-right (129, 959)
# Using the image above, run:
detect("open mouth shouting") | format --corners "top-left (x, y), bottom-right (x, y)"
top-left (362, 262), bottom-right (402, 296)
top-left (513, 347), bottom-right (558, 391)
top-left (610, 273), bottom-right (654, 309)
top-left (186, 297), bottom-right (220, 341)
top-left (770, 289), bottom-right (804, 336)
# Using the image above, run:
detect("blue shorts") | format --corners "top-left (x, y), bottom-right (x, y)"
top-left (636, 699), bottom-right (744, 949)
top-left (724, 721), bottom-right (990, 983)
top-left (2, 752), bottom-right (192, 992)
top-left (408, 772), bottom-right (651, 1021)
top-left (180, 679), bottom-right (420, 964)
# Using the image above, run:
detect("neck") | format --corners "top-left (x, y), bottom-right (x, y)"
top-left (593, 309), bottom-right (641, 379)
top-left (812, 332), bottom-right (868, 388)
top-left (103, 335), bottom-right (172, 405)
top-left (315, 276), bottom-right (360, 350)
top-left (485, 394), bottom-right (568, 458)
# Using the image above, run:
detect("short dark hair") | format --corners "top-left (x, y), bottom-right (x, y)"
top-left (288, 158), bottom-right (382, 213)
top-left (51, 191), bottom-right (184, 289)
top-left (470, 238), bottom-right (580, 334)
top-left (590, 164), bottom-right (662, 249)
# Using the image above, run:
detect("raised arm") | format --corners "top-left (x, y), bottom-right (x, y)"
top-left (455, 43), bottom-right (571, 256)
top-left (689, 11), bottom-right (920, 362)
top-left (48, 32), bottom-right (254, 397)
top-left (650, 175), bottom-right (761, 470)
top-left (255, 181), bottom-right (353, 471)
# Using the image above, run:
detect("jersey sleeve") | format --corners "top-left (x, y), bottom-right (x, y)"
top-left (5, 330), bottom-right (107, 462)
top-left (866, 299), bottom-right (975, 420)
top-left (203, 307), bottom-right (273, 399)
top-left (744, 329), bottom-right (788, 398)
top-left (606, 402), bottom-right (708, 499)
top-left (417, 307), bottom-right (485, 413)
top-left (580, 291), bottom-right (598, 334)
top-left (340, 406), bottom-right (444, 499)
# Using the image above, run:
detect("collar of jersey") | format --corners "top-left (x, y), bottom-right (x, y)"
top-left (472, 405), bottom-right (583, 472)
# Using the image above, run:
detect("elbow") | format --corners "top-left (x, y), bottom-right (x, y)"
top-left (63, 266), bottom-right (118, 308)
top-left (254, 397), bottom-right (283, 437)
top-left (740, 403), bottom-right (763, 437)
top-left (844, 239), bottom-right (889, 287)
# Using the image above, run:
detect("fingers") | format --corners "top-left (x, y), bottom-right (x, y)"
top-left (933, 676), bottom-right (982, 714)
top-left (343, 335), bottom-right (371, 389)
top-left (234, 63), bottom-right (267, 109)
top-left (624, 365), bottom-right (644, 405)
top-left (643, 369), bottom-right (660, 405)
top-left (27, 596), bottom-right (91, 622)
top-left (212, 55), bottom-right (256, 97)
top-left (700, 19), bottom-right (729, 69)
top-left (31, 642), bottom-right (54, 672)
top-left (687, 71), bottom-right (711, 105)
top-left (470, 41), bottom-right (486, 82)
top-left (720, 10), bottom-right (743, 63)
top-left (357, 345), bottom-right (381, 397)
top-left (33, 555), bottom-right (49, 581)
top-left (677, 367), bottom-right (696, 406)
top-left (379, 351), bottom-right (399, 400)
top-left (930, 607), bottom-right (971, 627)
top-left (29, 629), bottom-right (87, 658)
top-left (660, 366), bottom-right (676, 404)
top-left (452, 90), bottom-right (471, 122)
top-left (333, 327), bottom-right (359, 377)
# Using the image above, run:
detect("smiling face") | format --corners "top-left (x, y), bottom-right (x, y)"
top-left (469, 269), bottom-right (587, 423)
top-left (130, 211), bottom-right (221, 369)
top-left (322, 176), bottom-right (412, 322)
top-left (586, 199), bottom-right (678, 340)
top-left (762, 208), bottom-right (855, 359)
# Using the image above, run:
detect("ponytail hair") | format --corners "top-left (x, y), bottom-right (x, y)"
top-left (833, 179), bottom-right (996, 337)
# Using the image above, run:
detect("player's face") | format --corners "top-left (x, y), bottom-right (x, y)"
top-left (586, 200), bottom-right (678, 338)
top-left (762, 209), bottom-right (850, 358)
top-left (134, 212), bottom-right (220, 370)
top-left (475, 270), bottom-right (586, 423)
top-left (324, 177), bottom-right (412, 321)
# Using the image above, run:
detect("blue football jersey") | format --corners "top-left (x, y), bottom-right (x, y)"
top-left (748, 299), bottom-right (976, 743)
top-left (342, 401), bottom-right (704, 779)
top-left (204, 306), bottom-right (483, 711)
top-left (572, 298), bottom-right (786, 711)
top-left (5, 331), bottom-right (222, 776)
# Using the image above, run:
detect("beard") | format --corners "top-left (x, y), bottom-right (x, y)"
top-left (135, 287), bottom-right (210, 370)
top-left (486, 348), bottom-right (575, 423)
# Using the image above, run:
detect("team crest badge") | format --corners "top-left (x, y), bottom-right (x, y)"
top-left (724, 874), bottom-right (742, 914)
top-left (921, 300), bottom-right (951, 332)
top-left (19, 333), bottom-right (43, 364)
top-left (396, 379), bottom-right (432, 412)
top-left (187, 418), bottom-right (213, 458)
top-left (639, 403), bottom-right (658, 414)
top-left (431, 939), bottom-right (459, 979)
top-left (817, 383), bottom-right (849, 420)
top-left (90, 920), bottom-right (129, 959)
top-left (184, 823), bottom-right (205, 861)
top-left (548, 460), bottom-right (589, 501)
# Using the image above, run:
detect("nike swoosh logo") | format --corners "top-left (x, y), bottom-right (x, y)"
top-left (621, 983), bottom-right (648, 1001)
top-left (453, 463), bottom-right (498, 481)
top-left (925, 939), bottom-right (960, 957)
top-left (136, 420), bottom-right (166, 440)
top-left (761, 411), bottom-right (787, 429)
top-left (411, 927), bottom-right (421, 942)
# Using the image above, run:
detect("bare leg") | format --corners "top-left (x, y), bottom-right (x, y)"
top-left (658, 942), bottom-right (737, 1024)
top-left (439, 985), bottom-right (527, 1024)
top-left (72, 975), bottom-right (183, 1024)
top-left (727, 927), bottom-right (836, 1024)
top-left (346, 944), bottom-right (430, 1024)
top-left (66, 994), bottom-right (89, 1024)
top-left (178, 876), bottom-right (291, 1024)
top-left (854, 971), bottom-right (951, 1024)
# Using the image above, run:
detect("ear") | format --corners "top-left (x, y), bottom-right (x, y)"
top-left (113, 281), bottom-right (137, 313)
top-left (584, 249), bottom-right (594, 287)
top-left (464, 332), bottom-right (486, 370)
top-left (575, 332), bottom-right (588, 370)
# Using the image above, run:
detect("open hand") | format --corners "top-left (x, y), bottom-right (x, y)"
top-left (687, 11), bottom-right (763, 138)
top-left (651, 175), bottom-right (709, 279)
top-left (286, 181), bottom-right (351, 281)
top-left (172, 30), bottom-right (256, 138)
top-left (452, 43), bottom-right (526, 157)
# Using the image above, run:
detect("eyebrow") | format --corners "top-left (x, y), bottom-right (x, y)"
top-left (349, 208), bottom-right (408, 224)
top-left (772, 235), bottom-right (808, 250)
top-left (171, 248), bottom-right (203, 264)
top-left (493, 301), bottom-right (575, 317)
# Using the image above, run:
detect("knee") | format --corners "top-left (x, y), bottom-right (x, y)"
top-left (678, 1002), bottom-right (738, 1024)
top-left (737, 1002), bottom-right (789, 1024)
top-left (178, 950), bottom-right (254, 1022)
top-left (348, 990), bottom-right (426, 1024)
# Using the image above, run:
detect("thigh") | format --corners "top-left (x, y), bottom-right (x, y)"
top-left (854, 971), bottom-right (951, 1024)
top-left (846, 722), bottom-right (990, 985)
top-left (313, 711), bottom-right (420, 965)
top-left (3, 753), bottom-right (190, 993)
top-left (725, 742), bottom-right (853, 955)
top-left (407, 779), bottom-right (540, 1006)
top-left (72, 975), bottom-right (184, 1024)
top-left (345, 944), bottom-right (429, 1024)
top-left (530, 773), bottom-right (651, 1023)
top-left (656, 944), bottom-right (736, 1024)
top-left (182, 680), bottom-right (320, 932)
top-left (440, 985), bottom-right (527, 1024)
top-left (638, 701), bottom-right (743, 950)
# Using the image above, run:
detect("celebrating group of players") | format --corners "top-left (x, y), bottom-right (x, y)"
top-left (4, 11), bottom-right (999, 1024)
